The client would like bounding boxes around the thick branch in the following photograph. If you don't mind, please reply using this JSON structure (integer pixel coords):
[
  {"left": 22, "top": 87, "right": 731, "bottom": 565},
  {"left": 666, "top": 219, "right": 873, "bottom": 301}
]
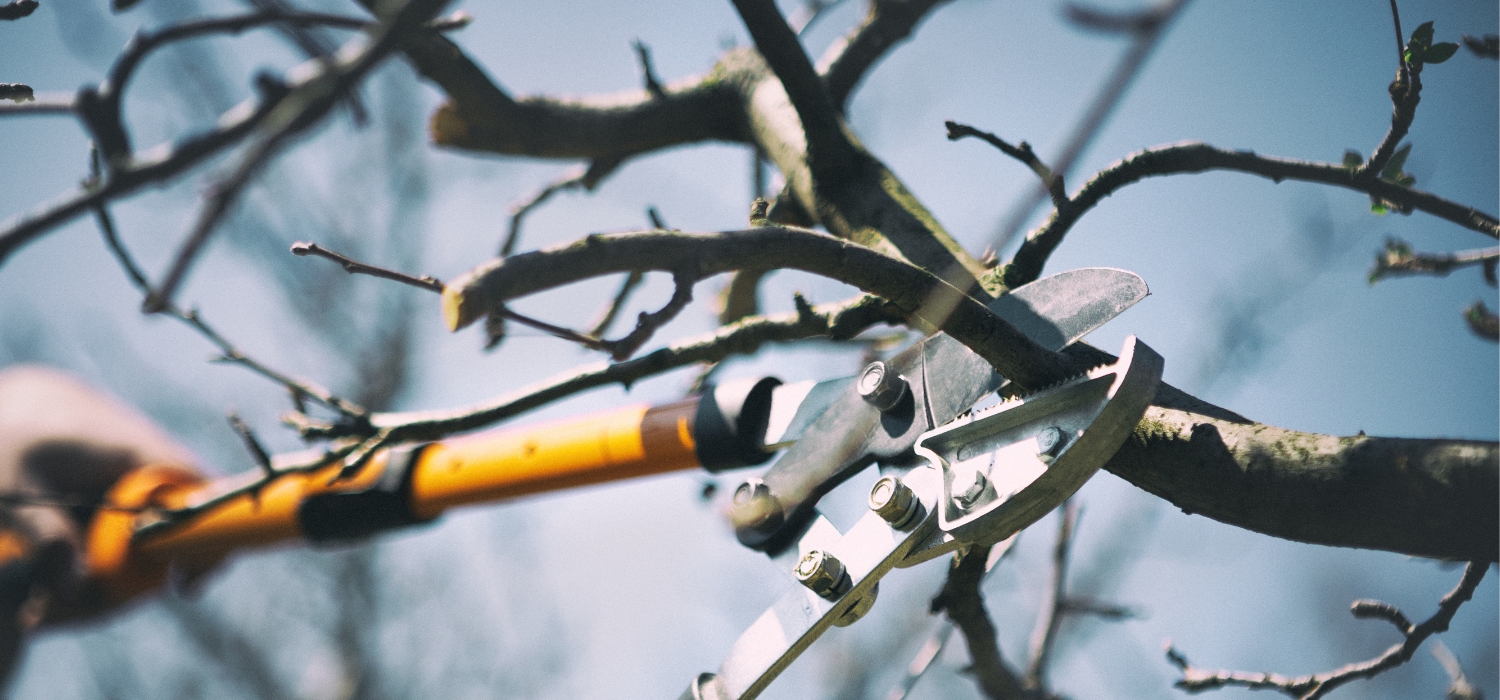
[
  {"left": 441, "top": 228, "right": 1069, "bottom": 389},
  {"left": 1005, "top": 142, "right": 1500, "bottom": 286},
  {"left": 1110, "top": 383, "right": 1498, "bottom": 562}
]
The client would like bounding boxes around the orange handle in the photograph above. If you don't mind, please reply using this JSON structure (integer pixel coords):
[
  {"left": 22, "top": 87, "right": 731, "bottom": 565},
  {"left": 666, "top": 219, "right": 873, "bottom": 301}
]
[{"left": 85, "top": 399, "right": 703, "bottom": 605}]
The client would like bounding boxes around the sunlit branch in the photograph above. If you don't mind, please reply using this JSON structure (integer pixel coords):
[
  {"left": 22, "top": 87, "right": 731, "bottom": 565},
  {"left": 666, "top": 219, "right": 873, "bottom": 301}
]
[{"left": 1166, "top": 563, "right": 1488, "bottom": 700}]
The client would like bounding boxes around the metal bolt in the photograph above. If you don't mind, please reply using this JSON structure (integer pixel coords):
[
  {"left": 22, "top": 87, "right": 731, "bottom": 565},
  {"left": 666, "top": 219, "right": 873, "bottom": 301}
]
[
  {"left": 869, "top": 476, "right": 923, "bottom": 529},
  {"left": 1036, "top": 426, "right": 1065, "bottom": 463},
  {"left": 952, "top": 470, "right": 991, "bottom": 511},
  {"left": 733, "top": 477, "right": 769, "bottom": 506},
  {"left": 857, "top": 361, "right": 907, "bottom": 412},
  {"left": 794, "top": 550, "right": 851, "bottom": 600}
]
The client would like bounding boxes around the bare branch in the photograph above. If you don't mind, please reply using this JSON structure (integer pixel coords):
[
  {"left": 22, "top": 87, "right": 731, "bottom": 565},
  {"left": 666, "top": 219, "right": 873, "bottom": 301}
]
[
  {"left": 946, "top": 121, "right": 1066, "bottom": 210},
  {"left": 1369, "top": 239, "right": 1499, "bottom": 283},
  {"left": 94, "top": 203, "right": 370, "bottom": 423},
  {"left": 1004, "top": 141, "right": 1500, "bottom": 287},
  {"left": 596, "top": 272, "right": 694, "bottom": 361},
  {"left": 291, "top": 241, "right": 445, "bottom": 293},
  {"left": 0, "top": 0, "right": 36, "bottom": 20},
  {"left": 589, "top": 206, "right": 662, "bottom": 336},
  {"left": 226, "top": 412, "right": 276, "bottom": 478},
  {"left": 990, "top": 0, "right": 1190, "bottom": 253},
  {"left": 1464, "top": 301, "right": 1499, "bottom": 342},
  {"left": 345, "top": 293, "right": 898, "bottom": 441},
  {"left": 632, "top": 39, "right": 666, "bottom": 99},
  {"left": 143, "top": 0, "right": 453, "bottom": 312},
  {"left": 442, "top": 227, "right": 1071, "bottom": 389},
  {"left": 819, "top": 0, "right": 954, "bottom": 108},
  {"left": 501, "top": 156, "right": 623, "bottom": 256},
  {"left": 930, "top": 544, "right": 1029, "bottom": 700},
  {"left": 730, "top": 0, "right": 855, "bottom": 175},
  {"left": 1024, "top": 501, "right": 1077, "bottom": 690},
  {"left": 1166, "top": 563, "right": 1489, "bottom": 700},
  {"left": 1463, "top": 34, "right": 1499, "bottom": 59}
]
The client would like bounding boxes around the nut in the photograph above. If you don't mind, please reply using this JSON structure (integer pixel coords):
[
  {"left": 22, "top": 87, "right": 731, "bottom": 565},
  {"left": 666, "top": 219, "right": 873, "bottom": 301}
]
[
  {"left": 868, "top": 475, "right": 923, "bottom": 529},
  {"left": 1036, "top": 426, "right": 1066, "bottom": 464},
  {"left": 794, "top": 550, "right": 850, "bottom": 600},
  {"left": 856, "top": 361, "right": 907, "bottom": 412}
]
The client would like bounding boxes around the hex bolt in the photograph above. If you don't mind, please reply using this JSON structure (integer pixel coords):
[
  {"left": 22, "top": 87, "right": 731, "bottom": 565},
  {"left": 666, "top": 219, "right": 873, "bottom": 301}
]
[
  {"left": 1036, "top": 426, "right": 1066, "bottom": 463},
  {"left": 794, "top": 550, "right": 851, "bottom": 600},
  {"left": 952, "top": 470, "right": 991, "bottom": 511},
  {"left": 868, "top": 475, "right": 924, "bottom": 529},
  {"left": 857, "top": 361, "right": 907, "bottom": 412}
]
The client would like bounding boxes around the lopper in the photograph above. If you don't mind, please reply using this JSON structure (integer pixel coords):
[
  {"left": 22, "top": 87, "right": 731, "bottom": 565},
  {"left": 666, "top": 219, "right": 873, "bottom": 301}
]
[{"left": 78, "top": 267, "right": 1162, "bottom": 699}]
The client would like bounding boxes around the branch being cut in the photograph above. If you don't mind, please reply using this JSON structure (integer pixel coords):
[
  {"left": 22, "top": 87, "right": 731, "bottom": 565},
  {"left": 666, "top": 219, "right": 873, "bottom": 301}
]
[
  {"left": 1166, "top": 562, "right": 1489, "bottom": 700},
  {"left": 1002, "top": 141, "right": 1500, "bottom": 286}
]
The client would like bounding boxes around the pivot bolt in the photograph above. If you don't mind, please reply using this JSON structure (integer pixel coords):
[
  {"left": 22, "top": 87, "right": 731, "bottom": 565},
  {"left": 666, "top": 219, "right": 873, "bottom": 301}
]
[
  {"left": 952, "top": 470, "right": 991, "bottom": 511},
  {"left": 869, "top": 476, "right": 924, "bottom": 529},
  {"left": 1036, "top": 426, "right": 1066, "bottom": 463},
  {"left": 794, "top": 550, "right": 851, "bottom": 600},
  {"left": 857, "top": 361, "right": 907, "bottom": 412}
]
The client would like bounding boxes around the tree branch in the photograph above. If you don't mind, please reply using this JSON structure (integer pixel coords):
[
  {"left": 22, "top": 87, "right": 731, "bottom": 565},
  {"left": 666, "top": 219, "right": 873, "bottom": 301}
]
[
  {"left": 500, "top": 157, "right": 623, "bottom": 256},
  {"left": 818, "top": 0, "right": 954, "bottom": 109},
  {"left": 143, "top": 0, "right": 453, "bottom": 312},
  {"left": 1003, "top": 141, "right": 1500, "bottom": 286},
  {"left": 946, "top": 121, "right": 1067, "bottom": 210},
  {"left": 440, "top": 227, "right": 1070, "bottom": 389},
  {"left": 1368, "top": 239, "right": 1499, "bottom": 283},
  {"left": 930, "top": 544, "right": 1029, "bottom": 700},
  {"left": 1166, "top": 562, "right": 1489, "bottom": 700},
  {"left": 1024, "top": 501, "right": 1077, "bottom": 691}
]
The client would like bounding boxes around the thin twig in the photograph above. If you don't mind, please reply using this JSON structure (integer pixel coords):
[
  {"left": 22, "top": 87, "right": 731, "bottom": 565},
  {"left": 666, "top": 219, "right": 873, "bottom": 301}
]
[
  {"left": 142, "top": 0, "right": 452, "bottom": 313},
  {"left": 596, "top": 272, "right": 695, "bottom": 361},
  {"left": 1166, "top": 562, "right": 1489, "bottom": 700},
  {"left": 291, "top": 241, "right": 445, "bottom": 292},
  {"left": 947, "top": 121, "right": 1067, "bottom": 210},
  {"left": 1024, "top": 501, "right": 1078, "bottom": 690},
  {"left": 1369, "top": 240, "right": 1499, "bottom": 283},
  {"left": 1003, "top": 141, "right": 1500, "bottom": 287},
  {"left": 1462, "top": 34, "right": 1499, "bottom": 59},
  {"left": 990, "top": 0, "right": 1190, "bottom": 253},
  {"left": 1354, "top": 0, "right": 1420, "bottom": 181},
  {"left": 929, "top": 543, "right": 1029, "bottom": 700},
  {"left": 501, "top": 156, "right": 623, "bottom": 256},
  {"left": 226, "top": 412, "right": 276, "bottom": 478},
  {"left": 94, "top": 203, "right": 369, "bottom": 422},
  {"left": 632, "top": 39, "right": 666, "bottom": 99}
]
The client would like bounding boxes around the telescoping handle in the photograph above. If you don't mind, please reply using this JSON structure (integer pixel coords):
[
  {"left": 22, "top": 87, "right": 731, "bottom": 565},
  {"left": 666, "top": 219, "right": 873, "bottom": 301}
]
[{"left": 85, "top": 378, "right": 783, "bottom": 605}]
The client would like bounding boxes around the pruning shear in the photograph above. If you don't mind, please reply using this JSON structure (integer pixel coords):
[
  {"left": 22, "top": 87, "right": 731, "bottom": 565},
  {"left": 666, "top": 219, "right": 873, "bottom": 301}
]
[{"left": 79, "top": 268, "right": 1161, "bottom": 699}]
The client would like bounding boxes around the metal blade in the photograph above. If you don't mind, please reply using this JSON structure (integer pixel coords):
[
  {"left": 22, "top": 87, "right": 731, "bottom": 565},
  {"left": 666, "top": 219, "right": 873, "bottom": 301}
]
[{"left": 760, "top": 268, "right": 1147, "bottom": 448}]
